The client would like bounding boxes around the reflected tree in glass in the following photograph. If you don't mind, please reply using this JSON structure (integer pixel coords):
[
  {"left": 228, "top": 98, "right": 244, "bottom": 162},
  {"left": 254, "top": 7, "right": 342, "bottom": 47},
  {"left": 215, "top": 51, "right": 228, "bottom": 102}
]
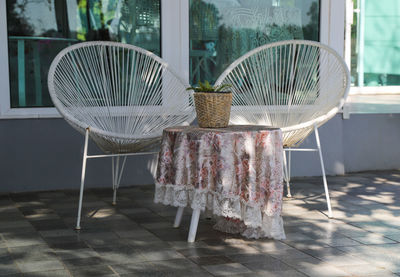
[
  {"left": 189, "top": 0, "right": 320, "bottom": 85},
  {"left": 6, "top": 0, "right": 161, "bottom": 108}
]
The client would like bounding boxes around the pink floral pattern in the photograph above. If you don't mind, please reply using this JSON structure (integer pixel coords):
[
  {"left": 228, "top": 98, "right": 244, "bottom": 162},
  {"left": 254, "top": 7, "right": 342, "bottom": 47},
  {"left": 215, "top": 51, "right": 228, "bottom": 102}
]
[{"left": 154, "top": 125, "right": 285, "bottom": 239}]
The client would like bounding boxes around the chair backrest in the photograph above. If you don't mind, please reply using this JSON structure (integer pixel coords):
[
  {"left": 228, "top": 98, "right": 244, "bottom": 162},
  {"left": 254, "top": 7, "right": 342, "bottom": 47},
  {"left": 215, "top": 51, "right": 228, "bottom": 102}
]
[
  {"left": 215, "top": 40, "right": 350, "bottom": 147},
  {"left": 48, "top": 41, "right": 195, "bottom": 140}
]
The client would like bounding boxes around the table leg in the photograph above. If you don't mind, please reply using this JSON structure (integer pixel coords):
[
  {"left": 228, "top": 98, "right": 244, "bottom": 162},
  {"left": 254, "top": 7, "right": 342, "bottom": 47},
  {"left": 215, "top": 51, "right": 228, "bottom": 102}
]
[
  {"left": 173, "top": 207, "right": 185, "bottom": 228},
  {"left": 188, "top": 208, "right": 201, "bottom": 243}
]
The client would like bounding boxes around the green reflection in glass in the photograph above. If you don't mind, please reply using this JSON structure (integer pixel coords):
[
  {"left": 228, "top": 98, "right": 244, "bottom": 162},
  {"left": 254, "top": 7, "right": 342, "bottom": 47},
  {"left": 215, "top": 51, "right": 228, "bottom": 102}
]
[
  {"left": 6, "top": 0, "right": 161, "bottom": 108},
  {"left": 351, "top": 0, "right": 400, "bottom": 87},
  {"left": 189, "top": 0, "right": 320, "bottom": 85}
]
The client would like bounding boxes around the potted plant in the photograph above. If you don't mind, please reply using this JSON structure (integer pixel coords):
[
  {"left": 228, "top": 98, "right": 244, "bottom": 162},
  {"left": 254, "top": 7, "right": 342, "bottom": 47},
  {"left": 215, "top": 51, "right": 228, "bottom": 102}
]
[{"left": 187, "top": 81, "right": 232, "bottom": 128}]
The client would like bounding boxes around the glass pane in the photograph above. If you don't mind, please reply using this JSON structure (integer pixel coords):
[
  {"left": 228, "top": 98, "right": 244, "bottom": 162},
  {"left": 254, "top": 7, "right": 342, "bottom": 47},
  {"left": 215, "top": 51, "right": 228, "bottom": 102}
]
[
  {"left": 351, "top": 0, "right": 400, "bottom": 87},
  {"left": 189, "top": 0, "right": 320, "bottom": 85},
  {"left": 6, "top": 0, "right": 161, "bottom": 108}
]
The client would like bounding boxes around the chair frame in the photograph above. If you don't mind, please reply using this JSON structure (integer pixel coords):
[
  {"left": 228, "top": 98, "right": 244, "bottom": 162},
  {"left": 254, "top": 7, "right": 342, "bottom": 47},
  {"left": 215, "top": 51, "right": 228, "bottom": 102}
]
[
  {"left": 48, "top": 41, "right": 195, "bottom": 230},
  {"left": 75, "top": 128, "right": 159, "bottom": 230},
  {"left": 215, "top": 40, "right": 351, "bottom": 218}
]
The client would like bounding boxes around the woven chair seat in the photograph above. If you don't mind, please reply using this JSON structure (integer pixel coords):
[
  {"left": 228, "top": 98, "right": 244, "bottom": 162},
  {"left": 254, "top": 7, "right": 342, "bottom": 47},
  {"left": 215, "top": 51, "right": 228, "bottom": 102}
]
[
  {"left": 215, "top": 40, "right": 350, "bottom": 147},
  {"left": 48, "top": 41, "right": 195, "bottom": 154}
]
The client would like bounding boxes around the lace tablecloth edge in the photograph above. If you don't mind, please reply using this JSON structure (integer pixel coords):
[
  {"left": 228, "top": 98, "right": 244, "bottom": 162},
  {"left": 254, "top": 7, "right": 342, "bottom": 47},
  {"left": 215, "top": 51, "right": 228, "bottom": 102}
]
[{"left": 154, "top": 182, "right": 286, "bottom": 240}]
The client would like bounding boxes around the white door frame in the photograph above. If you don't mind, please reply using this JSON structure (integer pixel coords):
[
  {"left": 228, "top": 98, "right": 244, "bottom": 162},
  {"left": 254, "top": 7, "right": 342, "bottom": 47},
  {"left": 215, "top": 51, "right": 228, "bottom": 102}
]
[{"left": 321, "top": 0, "right": 346, "bottom": 56}]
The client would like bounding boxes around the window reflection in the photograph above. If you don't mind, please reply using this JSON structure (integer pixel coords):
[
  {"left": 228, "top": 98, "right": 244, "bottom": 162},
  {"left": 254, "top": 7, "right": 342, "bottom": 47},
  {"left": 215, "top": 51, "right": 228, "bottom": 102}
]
[
  {"left": 351, "top": 0, "right": 400, "bottom": 87},
  {"left": 189, "top": 0, "right": 320, "bottom": 85},
  {"left": 7, "top": 0, "right": 161, "bottom": 108}
]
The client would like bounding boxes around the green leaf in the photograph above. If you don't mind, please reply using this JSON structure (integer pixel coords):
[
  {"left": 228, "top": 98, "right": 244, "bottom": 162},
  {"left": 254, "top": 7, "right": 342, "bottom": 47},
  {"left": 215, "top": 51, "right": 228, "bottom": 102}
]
[
  {"left": 215, "top": 84, "right": 232, "bottom": 92},
  {"left": 187, "top": 80, "right": 232, "bottom": 93}
]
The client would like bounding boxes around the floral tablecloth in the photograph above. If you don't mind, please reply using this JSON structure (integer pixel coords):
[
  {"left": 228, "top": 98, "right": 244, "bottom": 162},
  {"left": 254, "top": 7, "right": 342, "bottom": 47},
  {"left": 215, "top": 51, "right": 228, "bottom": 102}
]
[{"left": 154, "top": 125, "right": 285, "bottom": 240}]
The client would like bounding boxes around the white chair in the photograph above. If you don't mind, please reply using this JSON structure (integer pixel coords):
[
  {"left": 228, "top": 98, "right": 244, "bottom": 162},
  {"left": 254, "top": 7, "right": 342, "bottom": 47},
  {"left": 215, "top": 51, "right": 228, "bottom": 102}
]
[
  {"left": 215, "top": 40, "right": 350, "bottom": 218},
  {"left": 48, "top": 41, "right": 195, "bottom": 229}
]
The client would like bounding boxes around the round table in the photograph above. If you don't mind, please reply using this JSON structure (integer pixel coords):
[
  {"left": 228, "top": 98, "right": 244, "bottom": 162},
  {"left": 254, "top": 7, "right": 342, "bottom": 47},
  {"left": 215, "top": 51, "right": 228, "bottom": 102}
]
[{"left": 154, "top": 125, "right": 285, "bottom": 242}]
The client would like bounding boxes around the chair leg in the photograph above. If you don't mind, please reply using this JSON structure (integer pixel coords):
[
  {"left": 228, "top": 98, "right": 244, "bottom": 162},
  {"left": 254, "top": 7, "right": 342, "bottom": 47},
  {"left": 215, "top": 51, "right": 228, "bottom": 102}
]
[
  {"left": 174, "top": 207, "right": 185, "bottom": 228},
  {"left": 283, "top": 150, "right": 292, "bottom": 197},
  {"left": 111, "top": 157, "right": 116, "bottom": 205},
  {"left": 188, "top": 208, "right": 201, "bottom": 243},
  {"left": 111, "top": 156, "right": 127, "bottom": 206},
  {"left": 314, "top": 126, "right": 333, "bottom": 218},
  {"left": 76, "top": 128, "right": 90, "bottom": 230}
]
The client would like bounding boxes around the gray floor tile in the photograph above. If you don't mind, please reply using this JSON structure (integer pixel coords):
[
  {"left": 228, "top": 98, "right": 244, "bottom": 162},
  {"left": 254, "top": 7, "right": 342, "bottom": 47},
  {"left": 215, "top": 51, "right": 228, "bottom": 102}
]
[
  {"left": 227, "top": 253, "right": 278, "bottom": 264},
  {"left": 140, "top": 249, "right": 185, "bottom": 262},
  {"left": 337, "top": 264, "right": 395, "bottom": 276},
  {"left": 351, "top": 233, "right": 398, "bottom": 245},
  {"left": 55, "top": 248, "right": 100, "bottom": 260},
  {"left": 167, "top": 240, "right": 210, "bottom": 250},
  {"left": 317, "top": 237, "right": 363, "bottom": 247},
  {"left": 114, "top": 229, "right": 155, "bottom": 239},
  {"left": 281, "top": 255, "right": 323, "bottom": 269},
  {"left": 0, "top": 171, "right": 400, "bottom": 276},
  {"left": 385, "top": 233, "right": 400, "bottom": 242},
  {"left": 285, "top": 232, "right": 315, "bottom": 241},
  {"left": 62, "top": 256, "right": 104, "bottom": 268},
  {"left": 151, "top": 259, "right": 211, "bottom": 276},
  {"left": 299, "top": 246, "right": 346, "bottom": 257},
  {"left": 94, "top": 250, "right": 146, "bottom": 265},
  {"left": 318, "top": 254, "right": 369, "bottom": 266},
  {"left": 4, "top": 234, "right": 46, "bottom": 248},
  {"left": 178, "top": 247, "right": 223, "bottom": 257},
  {"left": 249, "top": 240, "right": 294, "bottom": 253},
  {"left": 0, "top": 257, "right": 20, "bottom": 276},
  {"left": 78, "top": 231, "right": 120, "bottom": 241},
  {"left": 296, "top": 263, "right": 350, "bottom": 277},
  {"left": 48, "top": 241, "right": 89, "bottom": 250},
  {"left": 255, "top": 270, "right": 308, "bottom": 276},
  {"left": 110, "top": 262, "right": 158, "bottom": 275},
  {"left": 0, "top": 247, "right": 10, "bottom": 256},
  {"left": 21, "top": 269, "right": 71, "bottom": 277},
  {"left": 283, "top": 239, "right": 331, "bottom": 249},
  {"left": 189, "top": 255, "right": 234, "bottom": 265},
  {"left": 69, "top": 265, "right": 116, "bottom": 277},
  {"left": 140, "top": 221, "right": 173, "bottom": 229},
  {"left": 269, "top": 248, "right": 316, "bottom": 261},
  {"left": 202, "top": 263, "right": 252, "bottom": 276},
  {"left": 16, "top": 260, "right": 64, "bottom": 273},
  {"left": 243, "top": 259, "right": 294, "bottom": 272},
  {"left": 38, "top": 229, "right": 76, "bottom": 238}
]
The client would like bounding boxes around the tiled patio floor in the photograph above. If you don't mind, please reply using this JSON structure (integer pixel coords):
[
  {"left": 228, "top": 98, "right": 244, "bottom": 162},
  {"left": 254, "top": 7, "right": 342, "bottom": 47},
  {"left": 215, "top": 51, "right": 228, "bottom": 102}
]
[{"left": 1, "top": 171, "right": 400, "bottom": 276}]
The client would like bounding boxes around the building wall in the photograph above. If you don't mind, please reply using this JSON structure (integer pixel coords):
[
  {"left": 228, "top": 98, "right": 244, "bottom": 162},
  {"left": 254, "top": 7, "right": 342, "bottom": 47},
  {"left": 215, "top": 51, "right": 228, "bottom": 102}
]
[
  {"left": 0, "top": 118, "right": 158, "bottom": 192},
  {"left": 1, "top": 113, "right": 400, "bottom": 192},
  {"left": 343, "top": 114, "right": 400, "bottom": 172},
  {"left": 0, "top": 0, "right": 352, "bottom": 193}
]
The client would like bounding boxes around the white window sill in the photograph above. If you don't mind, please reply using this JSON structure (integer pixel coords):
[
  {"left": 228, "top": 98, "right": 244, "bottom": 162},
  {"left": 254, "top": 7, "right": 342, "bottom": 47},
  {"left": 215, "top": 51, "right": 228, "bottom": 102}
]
[
  {"left": 343, "top": 94, "right": 400, "bottom": 118},
  {"left": 2, "top": 94, "right": 400, "bottom": 120},
  {"left": 0, "top": 107, "right": 62, "bottom": 119}
]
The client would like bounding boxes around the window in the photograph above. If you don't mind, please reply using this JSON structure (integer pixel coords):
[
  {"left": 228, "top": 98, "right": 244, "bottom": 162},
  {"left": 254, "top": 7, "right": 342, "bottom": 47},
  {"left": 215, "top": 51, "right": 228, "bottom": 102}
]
[
  {"left": 189, "top": 0, "right": 320, "bottom": 85},
  {"left": 6, "top": 0, "right": 161, "bottom": 108},
  {"left": 350, "top": 0, "right": 400, "bottom": 90},
  {"left": 343, "top": 0, "right": 400, "bottom": 116},
  {"left": 0, "top": 0, "right": 342, "bottom": 118}
]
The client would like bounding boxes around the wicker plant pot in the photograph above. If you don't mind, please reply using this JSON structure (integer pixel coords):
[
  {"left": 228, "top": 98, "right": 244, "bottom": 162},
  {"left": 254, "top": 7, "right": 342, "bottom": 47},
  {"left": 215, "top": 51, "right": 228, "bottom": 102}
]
[{"left": 194, "top": 92, "right": 232, "bottom": 128}]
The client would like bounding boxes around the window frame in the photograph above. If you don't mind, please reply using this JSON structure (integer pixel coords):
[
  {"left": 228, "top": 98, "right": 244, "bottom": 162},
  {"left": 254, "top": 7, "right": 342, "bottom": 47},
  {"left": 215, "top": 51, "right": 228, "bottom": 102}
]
[
  {"left": 0, "top": 0, "right": 342, "bottom": 119},
  {"left": 345, "top": 0, "right": 400, "bottom": 96},
  {"left": 0, "top": 1, "right": 61, "bottom": 118}
]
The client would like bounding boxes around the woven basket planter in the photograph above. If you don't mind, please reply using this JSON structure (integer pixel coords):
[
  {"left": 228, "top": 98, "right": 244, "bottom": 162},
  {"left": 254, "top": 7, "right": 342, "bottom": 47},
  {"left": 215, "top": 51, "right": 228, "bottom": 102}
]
[{"left": 194, "top": 92, "right": 232, "bottom": 128}]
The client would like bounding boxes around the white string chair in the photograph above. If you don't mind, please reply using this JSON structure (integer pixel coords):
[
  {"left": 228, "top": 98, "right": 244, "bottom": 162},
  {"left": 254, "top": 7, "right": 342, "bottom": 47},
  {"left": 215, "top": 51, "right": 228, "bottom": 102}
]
[
  {"left": 48, "top": 41, "right": 195, "bottom": 229},
  {"left": 215, "top": 40, "right": 350, "bottom": 218}
]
